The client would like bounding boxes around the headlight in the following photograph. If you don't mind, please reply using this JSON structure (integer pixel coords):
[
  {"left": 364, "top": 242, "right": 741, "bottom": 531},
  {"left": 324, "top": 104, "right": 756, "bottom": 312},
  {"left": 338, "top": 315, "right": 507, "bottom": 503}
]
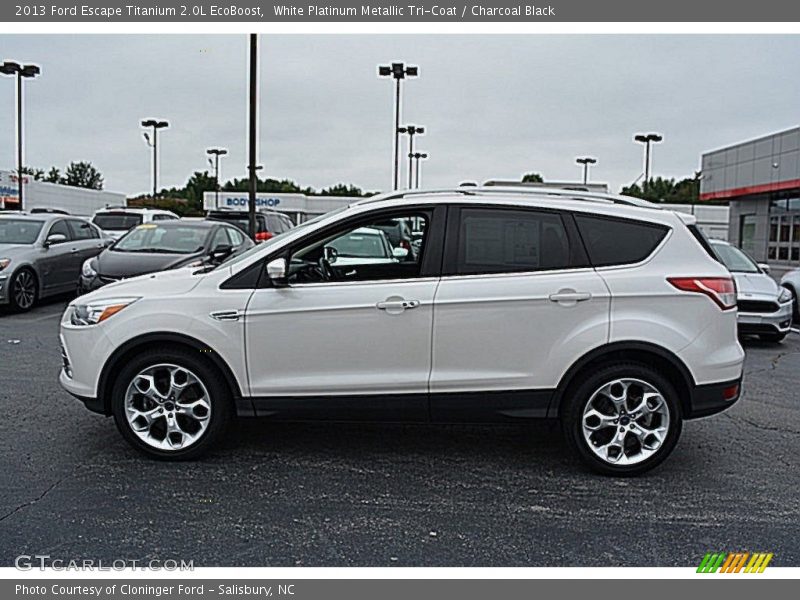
[
  {"left": 0, "top": 258, "right": 10, "bottom": 271},
  {"left": 81, "top": 258, "right": 97, "bottom": 278},
  {"left": 70, "top": 297, "right": 139, "bottom": 326},
  {"left": 779, "top": 287, "right": 793, "bottom": 303}
]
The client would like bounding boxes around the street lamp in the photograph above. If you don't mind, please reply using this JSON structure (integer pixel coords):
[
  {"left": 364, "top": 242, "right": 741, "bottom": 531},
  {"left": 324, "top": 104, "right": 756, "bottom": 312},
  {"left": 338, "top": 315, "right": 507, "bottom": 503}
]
[
  {"left": 575, "top": 157, "right": 597, "bottom": 185},
  {"left": 1, "top": 61, "right": 41, "bottom": 211},
  {"left": 206, "top": 148, "right": 228, "bottom": 206},
  {"left": 378, "top": 62, "right": 418, "bottom": 191},
  {"left": 634, "top": 133, "right": 663, "bottom": 193},
  {"left": 141, "top": 119, "right": 169, "bottom": 199},
  {"left": 398, "top": 124, "right": 424, "bottom": 189},
  {"left": 409, "top": 152, "right": 428, "bottom": 189}
]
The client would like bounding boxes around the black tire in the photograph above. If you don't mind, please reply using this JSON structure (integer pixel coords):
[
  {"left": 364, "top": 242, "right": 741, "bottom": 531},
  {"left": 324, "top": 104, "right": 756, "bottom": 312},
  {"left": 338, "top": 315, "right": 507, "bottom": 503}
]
[
  {"left": 8, "top": 268, "right": 38, "bottom": 312},
  {"left": 111, "top": 347, "right": 233, "bottom": 460},
  {"left": 758, "top": 332, "right": 787, "bottom": 343},
  {"left": 561, "top": 363, "right": 683, "bottom": 476}
]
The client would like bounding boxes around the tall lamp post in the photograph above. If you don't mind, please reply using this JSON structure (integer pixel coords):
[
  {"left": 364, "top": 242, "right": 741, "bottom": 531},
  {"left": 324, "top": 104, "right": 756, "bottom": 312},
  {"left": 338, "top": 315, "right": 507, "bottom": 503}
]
[
  {"left": 141, "top": 119, "right": 169, "bottom": 199},
  {"left": 634, "top": 133, "right": 663, "bottom": 193},
  {"left": 378, "top": 62, "right": 418, "bottom": 191},
  {"left": 206, "top": 148, "right": 228, "bottom": 206},
  {"left": 575, "top": 157, "right": 597, "bottom": 185},
  {"left": 409, "top": 152, "right": 428, "bottom": 189},
  {"left": 398, "top": 124, "right": 424, "bottom": 189},
  {"left": 1, "top": 61, "right": 41, "bottom": 211}
]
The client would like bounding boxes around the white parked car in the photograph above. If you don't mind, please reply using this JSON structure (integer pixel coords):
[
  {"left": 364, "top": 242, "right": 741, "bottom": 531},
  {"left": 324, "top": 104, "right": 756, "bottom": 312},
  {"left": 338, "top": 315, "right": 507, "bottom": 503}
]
[
  {"left": 59, "top": 187, "right": 744, "bottom": 475},
  {"left": 91, "top": 207, "right": 179, "bottom": 240},
  {"left": 708, "top": 239, "right": 793, "bottom": 343}
]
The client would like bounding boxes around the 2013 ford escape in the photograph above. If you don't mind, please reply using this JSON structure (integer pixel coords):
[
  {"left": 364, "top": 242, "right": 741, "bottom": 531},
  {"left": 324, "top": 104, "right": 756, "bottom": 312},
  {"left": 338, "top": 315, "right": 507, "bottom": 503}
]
[{"left": 59, "top": 187, "right": 745, "bottom": 475}]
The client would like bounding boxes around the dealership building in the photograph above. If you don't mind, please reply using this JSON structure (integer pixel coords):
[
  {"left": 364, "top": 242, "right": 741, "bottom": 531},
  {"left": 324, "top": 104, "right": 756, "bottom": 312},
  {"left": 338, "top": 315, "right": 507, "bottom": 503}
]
[{"left": 700, "top": 126, "right": 800, "bottom": 265}]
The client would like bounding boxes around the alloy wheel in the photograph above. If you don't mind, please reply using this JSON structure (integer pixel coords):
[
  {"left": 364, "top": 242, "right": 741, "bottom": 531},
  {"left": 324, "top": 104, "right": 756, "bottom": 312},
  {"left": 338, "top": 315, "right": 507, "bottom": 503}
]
[
  {"left": 581, "top": 378, "right": 670, "bottom": 466},
  {"left": 124, "top": 363, "right": 212, "bottom": 451},
  {"left": 12, "top": 271, "right": 36, "bottom": 310}
]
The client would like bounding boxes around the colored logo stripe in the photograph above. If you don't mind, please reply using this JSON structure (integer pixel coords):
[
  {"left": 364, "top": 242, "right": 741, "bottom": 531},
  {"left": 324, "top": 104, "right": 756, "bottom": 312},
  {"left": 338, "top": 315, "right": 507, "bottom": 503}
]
[{"left": 697, "top": 552, "right": 773, "bottom": 573}]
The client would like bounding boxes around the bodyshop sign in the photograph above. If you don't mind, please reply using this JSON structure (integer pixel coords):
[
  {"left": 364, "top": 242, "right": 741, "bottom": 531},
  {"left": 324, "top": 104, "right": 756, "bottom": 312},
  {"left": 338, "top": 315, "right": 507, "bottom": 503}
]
[{"left": 203, "top": 191, "right": 356, "bottom": 216}]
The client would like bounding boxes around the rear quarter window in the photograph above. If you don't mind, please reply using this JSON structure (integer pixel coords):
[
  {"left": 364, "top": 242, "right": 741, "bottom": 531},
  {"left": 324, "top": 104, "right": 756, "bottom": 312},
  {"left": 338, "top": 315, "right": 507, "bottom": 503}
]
[{"left": 575, "top": 214, "right": 669, "bottom": 267}]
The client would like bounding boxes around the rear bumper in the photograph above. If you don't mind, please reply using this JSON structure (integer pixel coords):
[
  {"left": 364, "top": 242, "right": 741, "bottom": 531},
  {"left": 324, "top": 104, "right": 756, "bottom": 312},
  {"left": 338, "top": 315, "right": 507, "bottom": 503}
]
[{"left": 686, "top": 377, "right": 742, "bottom": 419}]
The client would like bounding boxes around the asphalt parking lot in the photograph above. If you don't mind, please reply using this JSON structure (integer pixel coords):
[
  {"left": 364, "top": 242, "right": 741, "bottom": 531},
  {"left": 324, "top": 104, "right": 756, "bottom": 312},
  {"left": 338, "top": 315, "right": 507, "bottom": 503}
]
[{"left": 1, "top": 297, "right": 799, "bottom": 567}]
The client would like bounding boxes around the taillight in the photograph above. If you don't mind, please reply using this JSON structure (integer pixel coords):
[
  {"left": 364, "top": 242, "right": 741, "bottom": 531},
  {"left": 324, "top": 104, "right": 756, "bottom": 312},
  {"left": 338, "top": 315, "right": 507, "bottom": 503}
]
[
  {"left": 667, "top": 277, "right": 737, "bottom": 310},
  {"left": 400, "top": 240, "right": 411, "bottom": 250},
  {"left": 255, "top": 231, "right": 273, "bottom": 243}
]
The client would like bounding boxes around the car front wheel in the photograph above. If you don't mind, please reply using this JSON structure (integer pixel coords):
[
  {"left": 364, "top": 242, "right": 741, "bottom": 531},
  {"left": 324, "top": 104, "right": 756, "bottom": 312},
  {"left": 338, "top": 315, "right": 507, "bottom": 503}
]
[
  {"left": 562, "top": 363, "right": 683, "bottom": 476},
  {"left": 111, "top": 349, "right": 232, "bottom": 460},
  {"left": 9, "top": 268, "right": 37, "bottom": 312}
]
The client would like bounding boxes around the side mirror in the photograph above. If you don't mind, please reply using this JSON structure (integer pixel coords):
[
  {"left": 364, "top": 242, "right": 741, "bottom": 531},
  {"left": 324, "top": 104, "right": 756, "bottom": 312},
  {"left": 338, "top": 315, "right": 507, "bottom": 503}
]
[
  {"left": 44, "top": 233, "right": 67, "bottom": 247},
  {"left": 103, "top": 237, "right": 115, "bottom": 248},
  {"left": 210, "top": 243, "right": 233, "bottom": 262},
  {"left": 758, "top": 263, "right": 771, "bottom": 275},
  {"left": 323, "top": 246, "right": 338, "bottom": 264},
  {"left": 392, "top": 246, "right": 409, "bottom": 259},
  {"left": 266, "top": 257, "right": 288, "bottom": 287}
]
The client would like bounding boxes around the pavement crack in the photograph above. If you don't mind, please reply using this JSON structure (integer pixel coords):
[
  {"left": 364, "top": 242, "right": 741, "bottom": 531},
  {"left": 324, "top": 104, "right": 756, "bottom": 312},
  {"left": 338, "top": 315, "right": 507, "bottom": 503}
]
[
  {"left": 724, "top": 412, "right": 800, "bottom": 436},
  {"left": 0, "top": 477, "right": 64, "bottom": 523}
]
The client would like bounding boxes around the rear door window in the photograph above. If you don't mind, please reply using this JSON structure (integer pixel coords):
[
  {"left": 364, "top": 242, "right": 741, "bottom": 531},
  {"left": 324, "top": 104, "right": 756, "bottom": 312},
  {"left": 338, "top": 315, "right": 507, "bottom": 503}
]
[
  {"left": 449, "top": 207, "right": 571, "bottom": 275},
  {"left": 574, "top": 214, "right": 669, "bottom": 267},
  {"left": 68, "top": 219, "right": 99, "bottom": 240}
]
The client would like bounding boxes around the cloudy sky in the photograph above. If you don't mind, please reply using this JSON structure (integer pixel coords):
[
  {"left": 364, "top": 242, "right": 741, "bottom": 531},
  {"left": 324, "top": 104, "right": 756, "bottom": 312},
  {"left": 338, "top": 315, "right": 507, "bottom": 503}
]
[{"left": 1, "top": 34, "right": 799, "bottom": 196}]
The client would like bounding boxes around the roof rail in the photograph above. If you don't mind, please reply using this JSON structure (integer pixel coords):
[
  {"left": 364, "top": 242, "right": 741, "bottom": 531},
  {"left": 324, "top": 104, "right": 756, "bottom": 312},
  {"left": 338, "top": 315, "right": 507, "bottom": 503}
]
[{"left": 351, "top": 186, "right": 661, "bottom": 209}]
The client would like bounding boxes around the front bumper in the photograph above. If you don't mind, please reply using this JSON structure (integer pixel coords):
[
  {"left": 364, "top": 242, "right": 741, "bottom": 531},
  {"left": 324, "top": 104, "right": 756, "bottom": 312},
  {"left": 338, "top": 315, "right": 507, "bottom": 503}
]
[
  {"left": 0, "top": 273, "right": 8, "bottom": 304},
  {"left": 77, "top": 273, "right": 110, "bottom": 295},
  {"left": 737, "top": 300, "right": 793, "bottom": 335}
]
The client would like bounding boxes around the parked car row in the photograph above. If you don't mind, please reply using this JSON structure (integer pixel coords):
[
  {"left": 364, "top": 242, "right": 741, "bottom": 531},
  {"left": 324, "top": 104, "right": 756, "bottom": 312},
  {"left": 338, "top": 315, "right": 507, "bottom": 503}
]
[{"left": 0, "top": 205, "right": 308, "bottom": 312}]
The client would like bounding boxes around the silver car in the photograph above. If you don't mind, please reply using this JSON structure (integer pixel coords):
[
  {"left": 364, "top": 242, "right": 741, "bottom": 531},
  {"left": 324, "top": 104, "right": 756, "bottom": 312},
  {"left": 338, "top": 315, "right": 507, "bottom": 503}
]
[
  {"left": 780, "top": 268, "right": 800, "bottom": 324},
  {"left": 0, "top": 213, "right": 107, "bottom": 312},
  {"left": 709, "top": 239, "right": 793, "bottom": 342}
]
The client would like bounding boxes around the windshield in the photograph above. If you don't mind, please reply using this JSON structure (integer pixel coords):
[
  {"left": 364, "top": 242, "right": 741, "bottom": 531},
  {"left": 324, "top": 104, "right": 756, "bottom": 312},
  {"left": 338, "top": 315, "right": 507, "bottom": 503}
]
[
  {"left": 93, "top": 213, "right": 143, "bottom": 231},
  {"left": 114, "top": 224, "right": 208, "bottom": 254},
  {"left": 207, "top": 213, "right": 266, "bottom": 234},
  {"left": 0, "top": 219, "right": 44, "bottom": 245},
  {"left": 712, "top": 243, "right": 760, "bottom": 273},
  {"left": 328, "top": 231, "right": 389, "bottom": 258},
  {"left": 215, "top": 206, "right": 351, "bottom": 271}
]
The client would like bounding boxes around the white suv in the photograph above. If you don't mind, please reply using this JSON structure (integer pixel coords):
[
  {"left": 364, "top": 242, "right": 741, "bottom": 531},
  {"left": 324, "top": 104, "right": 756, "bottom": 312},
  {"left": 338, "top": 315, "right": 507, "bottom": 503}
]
[
  {"left": 91, "top": 207, "right": 180, "bottom": 240},
  {"left": 59, "top": 187, "right": 745, "bottom": 475}
]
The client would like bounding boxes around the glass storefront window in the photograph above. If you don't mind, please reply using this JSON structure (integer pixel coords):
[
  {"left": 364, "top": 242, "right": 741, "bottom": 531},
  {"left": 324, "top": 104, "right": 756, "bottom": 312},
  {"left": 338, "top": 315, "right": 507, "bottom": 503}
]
[
  {"left": 768, "top": 246, "right": 777, "bottom": 260},
  {"left": 793, "top": 247, "right": 800, "bottom": 262},
  {"left": 779, "top": 247, "right": 789, "bottom": 260},
  {"left": 780, "top": 217, "right": 791, "bottom": 242},
  {"left": 769, "top": 218, "right": 779, "bottom": 242}
]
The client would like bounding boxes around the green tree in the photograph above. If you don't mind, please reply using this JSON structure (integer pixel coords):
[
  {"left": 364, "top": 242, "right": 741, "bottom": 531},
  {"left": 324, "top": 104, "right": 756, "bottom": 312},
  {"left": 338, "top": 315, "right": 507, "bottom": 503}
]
[
  {"left": 320, "top": 183, "right": 366, "bottom": 197},
  {"left": 621, "top": 173, "right": 702, "bottom": 204},
  {"left": 62, "top": 161, "right": 103, "bottom": 190},
  {"left": 521, "top": 172, "right": 544, "bottom": 183},
  {"left": 45, "top": 167, "right": 61, "bottom": 184},
  {"left": 20, "top": 166, "right": 45, "bottom": 181}
]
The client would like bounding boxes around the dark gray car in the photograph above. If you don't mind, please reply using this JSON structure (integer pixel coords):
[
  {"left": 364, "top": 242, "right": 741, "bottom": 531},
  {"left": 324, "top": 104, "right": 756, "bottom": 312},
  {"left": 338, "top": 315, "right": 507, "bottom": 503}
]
[{"left": 0, "top": 213, "right": 107, "bottom": 311}]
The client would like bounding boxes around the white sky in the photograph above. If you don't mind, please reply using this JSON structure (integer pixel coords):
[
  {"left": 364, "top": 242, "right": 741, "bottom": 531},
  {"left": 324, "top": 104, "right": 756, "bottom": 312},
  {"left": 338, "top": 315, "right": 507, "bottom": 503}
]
[{"left": 1, "top": 34, "right": 799, "bottom": 196}]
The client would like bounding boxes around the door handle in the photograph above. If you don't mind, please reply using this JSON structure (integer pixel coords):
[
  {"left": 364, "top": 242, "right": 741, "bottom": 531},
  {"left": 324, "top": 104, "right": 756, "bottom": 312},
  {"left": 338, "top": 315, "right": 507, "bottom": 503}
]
[
  {"left": 210, "top": 309, "right": 242, "bottom": 322},
  {"left": 70, "top": 247, "right": 79, "bottom": 254},
  {"left": 549, "top": 290, "right": 592, "bottom": 303},
  {"left": 376, "top": 299, "right": 420, "bottom": 312}
]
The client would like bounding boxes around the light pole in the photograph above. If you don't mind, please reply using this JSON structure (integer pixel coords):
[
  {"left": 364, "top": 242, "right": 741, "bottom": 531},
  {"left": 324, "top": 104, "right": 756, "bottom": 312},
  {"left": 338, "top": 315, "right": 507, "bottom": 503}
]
[
  {"left": 634, "top": 133, "right": 663, "bottom": 193},
  {"left": 409, "top": 152, "right": 428, "bottom": 189},
  {"left": 141, "top": 119, "right": 169, "bottom": 199},
  {"left": 398, "top": 124, "right": 424, "bottom": 189},
  {"left": 206, "top": 148, "right": 228, "bottom": 206},
  {"left": 575, "top": 157, "right": 597, "bottom": 185},
  {"left": 1, "top": 61, "right": 40, "bottom": 211},
  {"left": 378, "top": 62, "right": 418, "bottom": 191}
]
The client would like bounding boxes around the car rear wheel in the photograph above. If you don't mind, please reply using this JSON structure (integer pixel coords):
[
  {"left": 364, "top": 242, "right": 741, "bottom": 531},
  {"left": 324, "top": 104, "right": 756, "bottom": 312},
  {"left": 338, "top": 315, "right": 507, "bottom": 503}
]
[
  {"left": 9, "top": 268, "right": 37, "bottom": 312},
  {"left": 562, "top": 363, "right": 682, "bottom": 476},
  {"left": 111, "top": 349, "right": 232, "bottom": 460}
]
